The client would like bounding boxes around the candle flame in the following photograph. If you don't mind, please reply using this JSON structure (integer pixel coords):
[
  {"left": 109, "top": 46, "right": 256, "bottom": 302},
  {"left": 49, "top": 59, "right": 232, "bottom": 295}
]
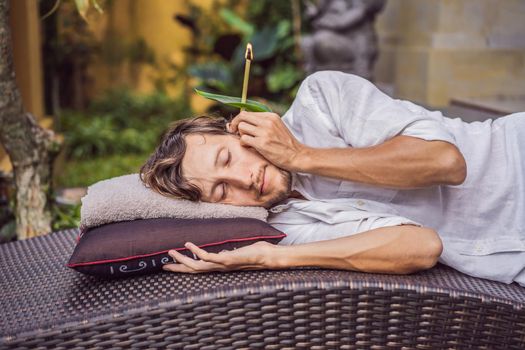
[{"left": 245, "top": 43, "right": 253, "bottom": 61}]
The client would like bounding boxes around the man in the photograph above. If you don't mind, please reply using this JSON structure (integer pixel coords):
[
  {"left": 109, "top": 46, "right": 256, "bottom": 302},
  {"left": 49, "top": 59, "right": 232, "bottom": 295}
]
[{"left": 140, "top": 71, "right": 525, "bottom": 286}]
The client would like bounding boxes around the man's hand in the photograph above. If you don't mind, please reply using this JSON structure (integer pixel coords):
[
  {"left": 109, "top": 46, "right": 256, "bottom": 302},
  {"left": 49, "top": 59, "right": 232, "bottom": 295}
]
[
  {"left": 228, "top": 111, "right": 306, "bottom": 172},
  {"left": 162, "top": 240, "right": 278, "bottom": 274}
]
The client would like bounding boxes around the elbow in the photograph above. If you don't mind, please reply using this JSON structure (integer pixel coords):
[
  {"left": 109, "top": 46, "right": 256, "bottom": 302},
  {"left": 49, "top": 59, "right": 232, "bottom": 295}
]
[
  {"left": 414, "top": 228, "right": 443, "bottom": 272},
  {"left": 400, "top": 227, "right": 443, "bottom": 274},
  {"left": 440, "top": 146, "right": 467, "bottom": 185}
]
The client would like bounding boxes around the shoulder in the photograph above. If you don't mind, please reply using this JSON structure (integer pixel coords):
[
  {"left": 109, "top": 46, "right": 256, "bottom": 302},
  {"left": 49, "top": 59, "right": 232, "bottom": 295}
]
[
  {"left": 295, "top": 71, "right": 375, "bottom": 112},
  {"left": 300, "top": 70, "right": 368, "bottom": 90},
  {"left": 282, "top": 71, "right": 375, "bottom": 139}
]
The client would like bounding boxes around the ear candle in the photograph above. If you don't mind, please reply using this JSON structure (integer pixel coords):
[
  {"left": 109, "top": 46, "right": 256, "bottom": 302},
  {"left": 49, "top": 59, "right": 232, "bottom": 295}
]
[{"left": 240, "top": 43, "right": 253, "bottom": 112}]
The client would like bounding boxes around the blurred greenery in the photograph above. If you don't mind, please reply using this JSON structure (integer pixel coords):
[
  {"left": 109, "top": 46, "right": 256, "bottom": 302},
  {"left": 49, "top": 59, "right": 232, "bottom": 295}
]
[
  {"left": 14, "top": 0, "right": 305, "bottom": 237},
  {"left": 174, "top": 0, "right": 305, "bottom": 112},
  {"left": 0, "top": 219, "right": 16, "bottom": 244},
  {"left": 51, "top": 203, "right": 81, "bottom": 231},
  {"left": 54, "top": 87, "right": 191, "bottom": 190},
  {"left": 55, "top": 153, "right": 149, "bottom": 188},
  {"left": 48, "top": 88, "right": 192, "bottom": 232},
  {"left": 0, "top": 201, "right": 82, "bottom": 242},
  {"left": 57, "top": 88, "right": 191, "bottom": 162},
  {"left": 0, "top": 201, "right": 82, "bottom": 240}
]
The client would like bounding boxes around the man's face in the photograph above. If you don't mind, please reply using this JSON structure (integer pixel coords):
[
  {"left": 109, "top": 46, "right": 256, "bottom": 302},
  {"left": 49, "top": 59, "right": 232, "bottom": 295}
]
[{"left": 181, "top": 133, "right": 292, "bottom": 208}]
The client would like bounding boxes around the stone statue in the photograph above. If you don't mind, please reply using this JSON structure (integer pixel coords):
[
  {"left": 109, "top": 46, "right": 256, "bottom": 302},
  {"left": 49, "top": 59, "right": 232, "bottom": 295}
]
[{"left": 301, "top": 0, "right": 386, "bottom": 81}]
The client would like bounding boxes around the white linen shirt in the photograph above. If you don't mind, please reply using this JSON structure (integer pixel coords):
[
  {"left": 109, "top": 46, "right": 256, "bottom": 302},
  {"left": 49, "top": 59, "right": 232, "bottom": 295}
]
[{"left": 268, "top": 71, "right": 525, "bottom": 287}]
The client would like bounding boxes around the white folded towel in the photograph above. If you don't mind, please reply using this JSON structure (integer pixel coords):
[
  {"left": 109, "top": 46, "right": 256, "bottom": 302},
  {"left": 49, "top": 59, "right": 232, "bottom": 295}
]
[{"left": 80, "top": 173, "right": 268, "bottom": 228}]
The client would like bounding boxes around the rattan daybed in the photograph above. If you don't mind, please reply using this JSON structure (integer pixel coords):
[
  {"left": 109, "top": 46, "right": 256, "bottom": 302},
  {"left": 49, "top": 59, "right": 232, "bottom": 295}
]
[{"left": 1, "top": 228, "right": 524, "bottom": 349}]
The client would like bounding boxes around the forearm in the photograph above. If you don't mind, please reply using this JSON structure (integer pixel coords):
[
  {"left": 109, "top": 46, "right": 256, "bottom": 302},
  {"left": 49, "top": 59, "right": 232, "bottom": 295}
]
[
  {"left": 294, "top": 136, "right": 466, "bottom": 188},
  {"left": 269, "top": 225, "right": 442, "bottom": 274}
]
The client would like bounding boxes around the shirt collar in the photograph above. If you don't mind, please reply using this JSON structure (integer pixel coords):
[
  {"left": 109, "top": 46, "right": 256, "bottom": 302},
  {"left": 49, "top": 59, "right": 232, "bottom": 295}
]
[{"left": 290, "top": 171, "right": 299, "bottom": 192}]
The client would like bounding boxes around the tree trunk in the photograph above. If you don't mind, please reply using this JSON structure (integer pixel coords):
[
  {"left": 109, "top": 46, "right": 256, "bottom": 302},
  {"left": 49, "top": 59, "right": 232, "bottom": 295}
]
[{"left": 0, "top": 0, "right": 61, "bottom": 239}]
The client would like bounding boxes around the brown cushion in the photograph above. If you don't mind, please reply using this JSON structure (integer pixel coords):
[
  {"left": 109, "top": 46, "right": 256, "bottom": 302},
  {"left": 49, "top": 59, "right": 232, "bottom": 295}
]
[{"left": 67, "top": 218, "right": 286, "bottom": 278}]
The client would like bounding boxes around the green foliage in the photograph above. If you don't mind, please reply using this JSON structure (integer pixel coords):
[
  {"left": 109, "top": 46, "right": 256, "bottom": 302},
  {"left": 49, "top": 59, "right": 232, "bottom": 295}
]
[
  {"left": 42, "top": 0, "right": 104, "bottom": 21},
  {"left": 55, "top": 153, "right": 149, "bottom": 188},
  {"left": 52, "top": 203, "right": 81, "bottom": 231},
  {"left": 188, "top": 62, "right": 233, "bottom": 93},
  {"left": 176, "top": 0, "right": 305, "bottom": 109},
  {"left": 0, "top": 220, "right": 16, "bottom": 244},
  {"left": 195, "top": 89, "right": 272, "bottom": 112},
  {"left": 127, "top": 38, "right": 156, "bottom": 65},
  {"left": 219, "top": 8, "right": 253, "bottom": 37},
  {"left": 55, "top": 89, "right": 191, "bottom": 189},
  {"left": 58, "top": 89, "right": 191, "bottom": 160},
  {"left": 267, "top": 63, "right": 303, "bottom": 93}
]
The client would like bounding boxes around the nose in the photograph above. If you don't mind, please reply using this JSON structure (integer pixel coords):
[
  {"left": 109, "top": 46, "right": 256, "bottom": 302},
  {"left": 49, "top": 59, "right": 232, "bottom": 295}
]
[{"left": 221, "top": 166, "right": 255, "bottom": 190}]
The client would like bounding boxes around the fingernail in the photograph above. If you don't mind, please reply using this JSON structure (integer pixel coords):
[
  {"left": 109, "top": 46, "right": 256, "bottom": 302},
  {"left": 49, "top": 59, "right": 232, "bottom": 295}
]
[{"left": 168, "top": 250, "right": 176, "bottom": 255}]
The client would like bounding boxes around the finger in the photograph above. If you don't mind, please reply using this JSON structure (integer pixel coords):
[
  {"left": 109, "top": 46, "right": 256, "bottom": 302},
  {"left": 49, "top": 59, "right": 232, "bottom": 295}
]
[
  {"left": 229, "top": 112, "right": 267, "bottom": 133},
  {"left": 162, "top": 262, "right": 200, "bottom": 273},
  {"left": 163, "top": 257, "right": 222, "bottom": 273},
  {"left": 239, "top": 134, "right": 258, "bottom": 148},
  {"left": 167, "top": 248, "right": 205, "bottom": 271},
  {"left": 237, "top": 121, "right": 259, "bottom": 137},
  {"left": 162, "top": 259, "right": 223, "bottom": 273},
  {"left": 184, "top": 242, "right": 229, "bottom": 266},
  {"left": 168, "top": 248, "right": 224, "bottom": 272}
]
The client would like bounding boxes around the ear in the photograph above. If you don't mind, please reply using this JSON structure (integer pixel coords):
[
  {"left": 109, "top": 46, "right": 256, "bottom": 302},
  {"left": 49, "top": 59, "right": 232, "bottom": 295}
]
[{"left": 226, "top": 122, "right": 240, "bottom": 137}]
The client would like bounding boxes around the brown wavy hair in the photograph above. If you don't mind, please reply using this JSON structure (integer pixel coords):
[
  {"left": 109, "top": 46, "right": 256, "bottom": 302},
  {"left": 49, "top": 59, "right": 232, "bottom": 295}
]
[{"left": 139, "top": 115, "right": 230, "bottom": 201}]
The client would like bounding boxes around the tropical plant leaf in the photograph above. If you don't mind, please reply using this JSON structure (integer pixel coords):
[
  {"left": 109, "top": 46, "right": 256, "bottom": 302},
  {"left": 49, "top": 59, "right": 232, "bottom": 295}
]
[
  {"left": 276, "top": 20, "right": 291, "bottom": 39},
  {"left": 195, "top": 89, "right": 272, "bottom": 112},
  {"left": 74, "top": 0, "right": 89, "bottom": 20},
  {"left": 219, "top": 8, "right": 254, "bottom": 37},
  {"left": 249, "top": 26, "right": 279, "bottom": 61},
  {"left": 91, "top": 0, "right": 104, "bottom": 14},
  {"left": 266, "top": 63, "right": 302, "bottom": 93},
  {"left": 188, "top": 62, "right": 233, "bottom": 93}
]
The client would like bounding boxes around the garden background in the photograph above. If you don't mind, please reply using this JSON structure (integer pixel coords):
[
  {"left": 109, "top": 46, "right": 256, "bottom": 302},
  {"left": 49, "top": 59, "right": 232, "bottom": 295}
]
[{"left": 1, "top": 0, "right": 525, "bottom": 242}]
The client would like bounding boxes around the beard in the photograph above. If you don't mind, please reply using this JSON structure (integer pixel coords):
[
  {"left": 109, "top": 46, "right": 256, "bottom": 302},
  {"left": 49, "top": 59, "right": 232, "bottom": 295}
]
[{"left": 262, "top": 168, "right": 292, "bottom": 209}]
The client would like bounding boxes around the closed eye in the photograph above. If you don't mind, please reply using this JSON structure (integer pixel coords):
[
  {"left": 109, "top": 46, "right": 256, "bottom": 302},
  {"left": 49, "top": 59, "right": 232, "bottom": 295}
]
[
  {"left": 226, "top": 150, "right": 231, "bottom": 166},
  {"left": 221, "top": 183, "right": 228, "bottom": 201}
]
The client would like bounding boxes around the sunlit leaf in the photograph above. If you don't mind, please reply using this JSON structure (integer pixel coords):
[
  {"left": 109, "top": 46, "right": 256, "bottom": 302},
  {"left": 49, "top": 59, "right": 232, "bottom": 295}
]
[
  {"left": 250, "top": 26, "right": 279, "bottom": 61},
  {"left": 188, "top": 62, "right": 233, "bottom": 93},
  {"left": 74, "top": 0, "right": 89, "bottom": 20},
  {"left": 41, "top": 0, "right": 62, "bottom": 20},
  {"left": 195, "top": 89, "right": 272, "bottom": 112},
  {"left": 91, "top": 0, "right": 103, "bottom": 14},
  {"left": 219, "top": 8, "right": 254, "bottom": 37},
  {"left": 266, "top": 64, "right": 302, "bottom": 93},
  {"left": 276, "top": 20, "right": 291, "bottom": 39}
]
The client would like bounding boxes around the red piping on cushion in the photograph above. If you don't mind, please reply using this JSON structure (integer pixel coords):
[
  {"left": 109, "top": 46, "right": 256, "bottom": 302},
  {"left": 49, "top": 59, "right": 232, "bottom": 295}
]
[
  {"left": 66, "top": 233, "right": 287, "bottom": 267},
  {"left": 76, "top": 225, "right": 88, "bottom": 243}
]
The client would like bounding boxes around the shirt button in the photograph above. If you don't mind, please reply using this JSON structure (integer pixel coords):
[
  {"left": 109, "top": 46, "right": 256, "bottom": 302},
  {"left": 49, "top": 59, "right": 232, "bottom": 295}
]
[{"left": 356, "top": 200, "right": 365, "bottom": 207}]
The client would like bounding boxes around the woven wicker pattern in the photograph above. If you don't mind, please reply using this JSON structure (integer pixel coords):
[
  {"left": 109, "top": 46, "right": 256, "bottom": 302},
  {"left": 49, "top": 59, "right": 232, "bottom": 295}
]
[{"left": 1, "top": 228, "right": 524, "bottom": 349}]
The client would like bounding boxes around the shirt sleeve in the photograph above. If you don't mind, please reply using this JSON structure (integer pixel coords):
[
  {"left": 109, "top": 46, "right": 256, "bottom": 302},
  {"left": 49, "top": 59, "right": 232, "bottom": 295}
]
[
  {"left": 273, "top": 213, "right": 421, "bottom": 246},
  {"left": 296, "top": 70, "right": 458, "bottom": 148}
]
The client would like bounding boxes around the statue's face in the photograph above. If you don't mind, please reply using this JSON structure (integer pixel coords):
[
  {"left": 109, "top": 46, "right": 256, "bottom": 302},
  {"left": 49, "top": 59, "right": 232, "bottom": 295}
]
[{"left": 181, "top": 133, "right": 292, "bottom": 208}]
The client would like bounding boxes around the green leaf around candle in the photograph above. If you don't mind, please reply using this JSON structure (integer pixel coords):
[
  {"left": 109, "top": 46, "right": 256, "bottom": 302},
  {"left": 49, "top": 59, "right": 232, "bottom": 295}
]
[{"left": 195, "top": 89, "right": 272, "bottom": 113}]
